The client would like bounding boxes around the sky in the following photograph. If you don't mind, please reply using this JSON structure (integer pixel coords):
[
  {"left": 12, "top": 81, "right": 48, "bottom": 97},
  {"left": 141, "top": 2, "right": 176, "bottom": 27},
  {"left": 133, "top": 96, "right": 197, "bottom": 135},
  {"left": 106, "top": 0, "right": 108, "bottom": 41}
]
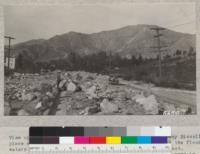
[{"left": 4, "top": 3, "right": 196, "bottom": 44}]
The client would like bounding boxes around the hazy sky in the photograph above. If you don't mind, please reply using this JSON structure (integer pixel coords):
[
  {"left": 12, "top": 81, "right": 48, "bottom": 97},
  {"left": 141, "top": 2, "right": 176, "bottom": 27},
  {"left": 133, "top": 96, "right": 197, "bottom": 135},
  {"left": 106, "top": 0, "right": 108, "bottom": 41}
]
[{"left": 4, "top": 3, "right": 196, "bottom": 44}]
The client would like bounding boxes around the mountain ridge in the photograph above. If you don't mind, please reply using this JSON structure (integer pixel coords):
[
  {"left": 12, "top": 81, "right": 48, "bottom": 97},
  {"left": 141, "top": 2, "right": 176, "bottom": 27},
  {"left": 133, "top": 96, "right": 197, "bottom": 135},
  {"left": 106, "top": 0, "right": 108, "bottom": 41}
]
[{"left": 12, "top": 24, "right": 195, "bottom": 61}]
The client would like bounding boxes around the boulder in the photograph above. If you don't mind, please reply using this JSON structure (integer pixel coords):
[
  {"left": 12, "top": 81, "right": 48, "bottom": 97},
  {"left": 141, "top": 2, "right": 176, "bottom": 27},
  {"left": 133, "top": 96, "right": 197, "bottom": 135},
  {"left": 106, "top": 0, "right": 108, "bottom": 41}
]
[
  {"left": 67, "top": 82, "right": 78, "bottom": 92},
  {"left": 35, "top": 102, "right": 42, "bottom": 109},
  {"left": 113, "top": 91, "right": 128, "bottom": 102},
  {"left": 43, "top": 109, "right": 50, "bottom": 115},
  {"left": 177, "top": 105, "right": 191, "bottom": 114},
  {"left": 100, "top": 99, "right": 119, "bottom": 114},
  {"left": 86, "top": 86, "right": 98, "bottom": 99},
  {"left": 17, "top": 109, "right": 30, "bottom": 116},
  {"left": 79, "top": 105, "right": 99, "bottom": 115},
  {"left": 46, "top": 92, "right": 54, "bottom": 99},
  {"left": 95, "top": 76, "right": 109, "bottom": 91},
  {"left": 15, "top": 92, "right": 22, "bottom": 100},
  {"left": 34, "top": 92, "right": 42, "bottom": 99},
  {"left": 79, "top": 110, "right": 85, "bottom": 115},
  {"left": 75, "top": 73, "right": 83, "bottom": 82},
  {"left": 136, "top": 95, "right": 158, "bottom": 115},
  {"left": 80, "top": 81, "right": 93, "bottom": 92},
  {"left": 86, "top": 105, "right": 99, "bottom": 114},
  {"left": 22, "top": 93, "right": 36, "bottom": 101},
  {"left": 131, "top": 94, "right": 145, "bottom": 101},
  {"left": 41, "top": 95, "right": 51, "bottom": 107},
  {"left": 59, "top": 80, "right": 67, "bottom": 90},
  {"left": 56, "top": 103, "right": 67, "bottom": 115},
  {"left": 21, "top": 89, "right": 36, "bottom": 101},
  {"left": 10, "top": 101, "right": 24, "bottom": 110},
  {"left": 23, "top": 101, "right": 39, "bottom": 115},
  {"left": 60, "top": 91, "right": 72, "bottom": 97},
  {"left": 14, "top": 72, "right": 21, "bottom": 77},
  {"left": 162, "top": 103, "right": 176, "bottom": 111},
  {"left": 40, "top": 82, "right": 52, "bottom": 93},
  {"left": 109, "top": 76, "right": 119, "bottom": 85},
  {"left": 4, "top": 102, "right": 10, "bottom": 115},
  {"left": 52, "top": 87, "right": 59, "bottom": 96},
  {"left": 124, "top": 102, "right": 146, "bottom": 115},
  {"left": 86, "top": 76, "right": 95, "bottom": 81}
]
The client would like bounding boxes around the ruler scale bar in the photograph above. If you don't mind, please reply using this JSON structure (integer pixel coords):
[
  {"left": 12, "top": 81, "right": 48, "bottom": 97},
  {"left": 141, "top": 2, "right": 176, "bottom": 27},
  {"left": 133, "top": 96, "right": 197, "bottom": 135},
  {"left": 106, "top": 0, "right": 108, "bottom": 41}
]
[{"left": 29, "top": 144, "right": 171, "bottom": 153}]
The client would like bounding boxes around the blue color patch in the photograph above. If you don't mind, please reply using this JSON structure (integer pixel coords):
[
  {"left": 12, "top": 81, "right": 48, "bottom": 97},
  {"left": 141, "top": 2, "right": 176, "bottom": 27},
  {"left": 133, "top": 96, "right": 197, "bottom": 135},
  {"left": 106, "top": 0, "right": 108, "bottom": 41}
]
[{"left": 137, "top": 136, "right": 151, "bottom": 144}]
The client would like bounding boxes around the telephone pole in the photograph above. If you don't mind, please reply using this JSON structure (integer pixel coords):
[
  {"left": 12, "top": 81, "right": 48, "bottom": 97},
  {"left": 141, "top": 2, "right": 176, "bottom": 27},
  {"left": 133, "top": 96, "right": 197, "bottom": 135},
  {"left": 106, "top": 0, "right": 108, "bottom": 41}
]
[
  {"left": 109, "top": 51, "right": 112, "bottom": 70},
  {"left": 150, "top": 27, "right": 167, "bottom": 83},
  {"left": 4, "top": 36, "right": 15, "bottom": 71}
]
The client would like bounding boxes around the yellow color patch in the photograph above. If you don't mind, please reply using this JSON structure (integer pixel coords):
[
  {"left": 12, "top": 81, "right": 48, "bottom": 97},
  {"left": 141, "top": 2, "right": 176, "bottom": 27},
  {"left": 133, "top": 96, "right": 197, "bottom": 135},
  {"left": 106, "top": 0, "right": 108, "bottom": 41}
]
[{"left": 106, "top": 136, "right": 121, "bottom": 144}]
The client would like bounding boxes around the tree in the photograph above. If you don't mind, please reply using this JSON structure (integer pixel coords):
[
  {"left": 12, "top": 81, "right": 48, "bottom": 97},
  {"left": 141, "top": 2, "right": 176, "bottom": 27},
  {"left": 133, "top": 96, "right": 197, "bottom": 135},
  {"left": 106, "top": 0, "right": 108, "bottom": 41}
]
[
  {"left": 111, "top": 53, "right": 121, "bottom": 67},
  {"left": 188, "top": 46, "right": 194, "bottom": 57},
  {"left": 136, "top": 54, "right": 143, "bottom": 65},
  {"left": 131, "top": 55, "right": 137, "bottom": 65},
  {"left": 183, "top": 50, "right": 187, "bottom": 57},
  {"left": 176, "top": 50, "right": 182, "bottom": 56},
  {"left": 15, "top": 50, "right": 37, "bottom": 73},
  {"left": 67, "top": 52, "right": 78, "bottom": 70},
  {"left": 15, "top": 53, "right": 23, "bottom": 71},
  {"left": 164, "top": 54, "right": 171, "bottom": 60}
]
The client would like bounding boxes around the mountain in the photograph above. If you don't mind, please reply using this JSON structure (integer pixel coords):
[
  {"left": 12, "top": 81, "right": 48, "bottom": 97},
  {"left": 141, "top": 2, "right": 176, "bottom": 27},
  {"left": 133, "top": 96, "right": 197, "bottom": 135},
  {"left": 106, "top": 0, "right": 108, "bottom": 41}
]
[{"left": 12, "top": 24, "right": 195, "bottom": 62}]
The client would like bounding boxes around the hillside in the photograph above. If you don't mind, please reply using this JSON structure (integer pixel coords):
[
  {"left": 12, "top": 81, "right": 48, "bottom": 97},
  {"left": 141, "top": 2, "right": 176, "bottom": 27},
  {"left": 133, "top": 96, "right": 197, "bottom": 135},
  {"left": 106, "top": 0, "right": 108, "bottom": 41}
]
[{"left": 12, "top": 24, "right": 195, "bottom": 62}]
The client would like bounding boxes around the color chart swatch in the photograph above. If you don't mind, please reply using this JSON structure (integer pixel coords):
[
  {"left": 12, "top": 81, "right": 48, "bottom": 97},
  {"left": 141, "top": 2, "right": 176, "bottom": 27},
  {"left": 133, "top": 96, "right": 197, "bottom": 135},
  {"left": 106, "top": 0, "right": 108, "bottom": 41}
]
[
  {"left": 29, "top": 127, "right": 171, "bottom": 144},
  {"left": 30, "top": 136, "right": 169, "bottom": 144}
]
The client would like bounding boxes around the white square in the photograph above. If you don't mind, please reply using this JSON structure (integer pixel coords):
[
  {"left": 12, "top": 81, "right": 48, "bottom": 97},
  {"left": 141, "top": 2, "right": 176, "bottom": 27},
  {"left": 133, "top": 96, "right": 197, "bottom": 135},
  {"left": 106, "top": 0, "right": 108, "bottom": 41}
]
[
  {"left": 155, "top": 127, "right": 171, "bottom": 136},
  {"left": 140, "top": 127, "right": 155, "bottom": 136},
  {"left": 59, "top": 137, "right": 74, "bottom": 144}
]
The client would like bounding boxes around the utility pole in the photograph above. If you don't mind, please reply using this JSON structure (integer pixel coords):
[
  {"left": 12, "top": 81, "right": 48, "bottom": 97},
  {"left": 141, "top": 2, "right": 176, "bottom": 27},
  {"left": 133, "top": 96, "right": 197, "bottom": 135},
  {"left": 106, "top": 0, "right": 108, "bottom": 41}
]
[
  {"left": 109, "top": 51, "right": 112, "bottom": 70},
  {"left": 4, "top": 36, "right": 15, "bottom": 71},
  {"left": 150, "top": 27, "right": 167, "bottom": 83}
]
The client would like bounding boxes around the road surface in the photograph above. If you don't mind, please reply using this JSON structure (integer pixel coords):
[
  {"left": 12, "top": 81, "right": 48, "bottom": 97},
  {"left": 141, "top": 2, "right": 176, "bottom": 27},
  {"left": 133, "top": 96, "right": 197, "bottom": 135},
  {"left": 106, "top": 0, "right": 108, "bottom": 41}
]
[{"left": 121, "top": 80, "right": 196, "bottom": 112}]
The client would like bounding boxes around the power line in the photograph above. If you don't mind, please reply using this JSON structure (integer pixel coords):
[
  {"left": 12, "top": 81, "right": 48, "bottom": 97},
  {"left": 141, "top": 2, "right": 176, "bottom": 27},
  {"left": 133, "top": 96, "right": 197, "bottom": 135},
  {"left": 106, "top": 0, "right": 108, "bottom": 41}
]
[
  {"left": 150, "top": 27, "right": 167, "bottom": 83},
  {"left": 166, "top": 20, "right": 195, "bottom": 29},
  {"left": 4, "top": 36, "right": 15, "bottom": 71}
]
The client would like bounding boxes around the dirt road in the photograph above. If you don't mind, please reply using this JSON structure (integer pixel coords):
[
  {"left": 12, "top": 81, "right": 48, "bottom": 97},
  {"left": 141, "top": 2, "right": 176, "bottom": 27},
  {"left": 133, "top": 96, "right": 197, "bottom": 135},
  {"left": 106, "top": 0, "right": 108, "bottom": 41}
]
[
  {"left": 121, "top": 80, "right": 196, "bottom": 112},
  {"left": 152, "top": 87, "right": 196, "bottom": 111}
]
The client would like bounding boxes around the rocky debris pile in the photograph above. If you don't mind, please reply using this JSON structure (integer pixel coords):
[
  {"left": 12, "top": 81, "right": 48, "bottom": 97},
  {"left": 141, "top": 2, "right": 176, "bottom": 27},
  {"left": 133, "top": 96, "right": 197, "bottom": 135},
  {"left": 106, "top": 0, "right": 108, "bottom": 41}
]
[
  {"left": 4, "top": 73, "right": 57, "bottom": 115},
  {"left": 100, "top": 99, "right": 119, "bottom": 114},
  {"left": 53, "top": 71, "right": 158, "bottom": 115},
  {"left": 109, "top": 76, "right": 119, "bottom": 85},
  {"left": 5, "top": 71, "right": 194, "bottom": 115}
]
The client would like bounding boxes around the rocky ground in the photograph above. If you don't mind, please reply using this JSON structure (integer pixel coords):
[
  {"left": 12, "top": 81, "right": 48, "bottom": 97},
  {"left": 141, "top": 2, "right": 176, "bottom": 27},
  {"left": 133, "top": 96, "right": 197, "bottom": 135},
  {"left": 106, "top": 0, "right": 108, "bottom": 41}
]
[{"left": 4, "top": 71, "right": 194, "bottom": 116}]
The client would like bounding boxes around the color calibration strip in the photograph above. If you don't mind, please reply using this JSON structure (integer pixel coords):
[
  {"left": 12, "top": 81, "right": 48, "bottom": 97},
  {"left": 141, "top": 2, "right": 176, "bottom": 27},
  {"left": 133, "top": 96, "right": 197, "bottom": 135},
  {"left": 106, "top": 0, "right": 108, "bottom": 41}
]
[
  {"left": 29, "top": 127, "right": 171, "bottom": 136},
  {"left": 29, "top": 127, "right": 171, "bottom": 145},
  {"left": 30, "top": 136, "right": 169, "bottom": 144}
]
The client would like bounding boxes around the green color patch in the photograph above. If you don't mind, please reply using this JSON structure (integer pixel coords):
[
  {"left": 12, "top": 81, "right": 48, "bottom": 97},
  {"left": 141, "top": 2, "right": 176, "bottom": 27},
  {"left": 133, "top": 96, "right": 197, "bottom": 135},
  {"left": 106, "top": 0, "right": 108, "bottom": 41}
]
[{"left": 121, "top": 136, "right": 137, "bottom": 144}]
